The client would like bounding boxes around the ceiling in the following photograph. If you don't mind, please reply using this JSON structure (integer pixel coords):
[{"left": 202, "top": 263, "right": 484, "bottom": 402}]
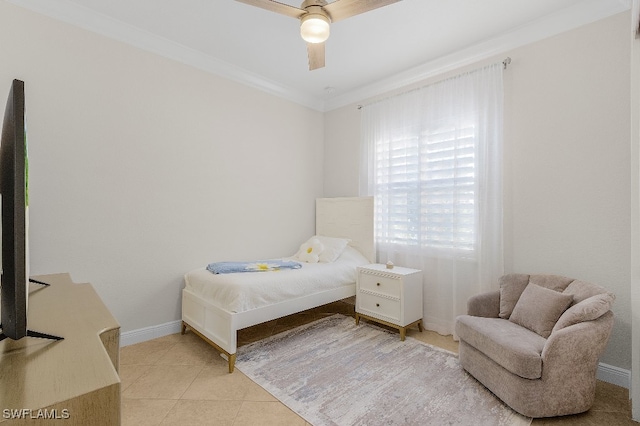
[{"left": 8, "top": 0, "right": 631, "bottom": 110}]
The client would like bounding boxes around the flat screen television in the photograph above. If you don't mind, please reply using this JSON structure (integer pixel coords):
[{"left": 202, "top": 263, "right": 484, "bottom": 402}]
[{"left": 0, "top": 79, "right": 61, "bottom": 342}]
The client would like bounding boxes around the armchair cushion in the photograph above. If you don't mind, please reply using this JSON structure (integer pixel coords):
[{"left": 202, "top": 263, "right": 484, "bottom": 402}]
[
  {"left": 456, "top": 315, "right": 546, "bottom": 379},
  {"left": 563, "top": 280, "right": 613, "bottom": 304},
  {"left": 552, "top": 292, "right": 615, "bottom": 333},
  {"left": 509, "top": 283, "right": 573, "bottom": 338},
  {"left": 498, "top": 274, "right": 530, "bottom": 318}
]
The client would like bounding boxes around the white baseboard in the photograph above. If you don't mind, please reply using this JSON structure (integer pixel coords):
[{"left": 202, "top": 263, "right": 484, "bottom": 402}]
[
  {"left": 120, "top": 320, "right": 183, "bottom": 347},
  {"left": 597, "top": 362, "right": 631, "bottom": 389},
  {"left": 119, "top": 321, "right": 633, "bottom": 391}
]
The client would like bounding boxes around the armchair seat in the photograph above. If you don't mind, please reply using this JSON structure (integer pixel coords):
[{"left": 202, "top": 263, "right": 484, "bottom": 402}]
[
  {"left": 455, "top": 274, "right": 614, "bottom": 418},
  {"left": 456, "top": 316, "right": 546, "bottom": 379}
]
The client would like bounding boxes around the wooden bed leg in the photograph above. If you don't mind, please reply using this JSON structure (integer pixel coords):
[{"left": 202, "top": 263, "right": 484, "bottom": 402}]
[
  {"left": 228, "top": 353, "right": 237, "bottom": 374},
  {"left": 181, "top": 321, "right": 187, "bottom": 335}
]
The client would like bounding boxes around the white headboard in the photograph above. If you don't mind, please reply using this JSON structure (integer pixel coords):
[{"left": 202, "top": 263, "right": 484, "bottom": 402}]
[{"left": 316, "top": 197, "right": 375, "bottom": 263}]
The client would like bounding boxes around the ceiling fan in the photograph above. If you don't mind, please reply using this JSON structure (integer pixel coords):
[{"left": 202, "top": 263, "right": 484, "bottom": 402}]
[{"left": 236, "top": 0, "right": 402, "bottom": 70}]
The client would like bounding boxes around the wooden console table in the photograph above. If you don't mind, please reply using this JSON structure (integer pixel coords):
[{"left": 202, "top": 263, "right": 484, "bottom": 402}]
[{"left": 0, "top": 273, "right": 120, "bottom": 425}]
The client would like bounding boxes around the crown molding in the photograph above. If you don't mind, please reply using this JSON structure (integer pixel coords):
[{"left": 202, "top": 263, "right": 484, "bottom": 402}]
[
  {"left": 6, "top": 0, "right": 631, "bottom": 113},
  {"left": 324, "top": 0, "right": 631, "bottom": 111}
]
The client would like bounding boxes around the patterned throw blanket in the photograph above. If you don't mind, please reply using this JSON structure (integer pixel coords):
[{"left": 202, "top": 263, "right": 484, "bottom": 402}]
[{"left": 206, "top": 260, "right": 302, "bottom": 274}]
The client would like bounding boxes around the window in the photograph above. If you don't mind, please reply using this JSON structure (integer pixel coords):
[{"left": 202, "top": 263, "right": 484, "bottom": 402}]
[{"left": 361, "top": 63, "right": 503, "bottom": 256}]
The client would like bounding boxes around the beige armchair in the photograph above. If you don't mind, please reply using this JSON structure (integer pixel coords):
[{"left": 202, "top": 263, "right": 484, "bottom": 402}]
[{"left": 455, "top": 274, "right": 615, "bottom": 418}]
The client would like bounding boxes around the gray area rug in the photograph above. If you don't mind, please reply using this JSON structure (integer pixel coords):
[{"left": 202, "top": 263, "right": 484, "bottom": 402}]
[{"left": 236, "top": 314, "right": 532, "bottom": 426}]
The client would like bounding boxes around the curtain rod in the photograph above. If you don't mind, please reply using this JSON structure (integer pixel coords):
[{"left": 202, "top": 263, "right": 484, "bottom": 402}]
[{"left": 357, "top": 57, "right": 511, "bottom": 110}]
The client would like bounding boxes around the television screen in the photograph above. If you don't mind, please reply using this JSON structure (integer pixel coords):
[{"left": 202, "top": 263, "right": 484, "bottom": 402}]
[
  {"left": 0, "top": 79, "right": 28, "bottom": 341},
  {"left": 0, "top": 80, "right": 62, "bottom": 342}
]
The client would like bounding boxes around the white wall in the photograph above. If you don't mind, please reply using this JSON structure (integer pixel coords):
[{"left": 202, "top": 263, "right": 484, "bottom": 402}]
[
  {"left": 324, "top": 12, "right": 632, "bottom": 371},
  {"left": 0, "top": 2, "right": 324, "bottom": 332}
]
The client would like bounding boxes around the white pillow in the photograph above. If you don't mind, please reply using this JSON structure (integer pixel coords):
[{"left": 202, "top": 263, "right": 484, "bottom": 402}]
[
  {"left": 296, "top": 238, "right": 324, "bottom": 263},
  {"left": 315, "top": 235, "right": 350, "bottom": 262},
  {"left": 296, "top": 235, "right": 350, "bottom": 263}
]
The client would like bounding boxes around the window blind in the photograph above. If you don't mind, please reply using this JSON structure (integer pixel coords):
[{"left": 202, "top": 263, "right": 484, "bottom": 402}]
[{"left": 374, "top": 122, "right": 476, "bottom": 251}]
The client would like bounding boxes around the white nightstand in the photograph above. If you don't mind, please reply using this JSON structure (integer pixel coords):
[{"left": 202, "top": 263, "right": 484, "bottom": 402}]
[{"left": 355, "top": 263, "right": 423, "bottom": 340}]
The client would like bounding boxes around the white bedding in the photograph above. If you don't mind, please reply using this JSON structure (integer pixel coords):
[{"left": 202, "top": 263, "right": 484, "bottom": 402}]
[{"left": 184, "top": 246, "right": 369, "bottom": 313}]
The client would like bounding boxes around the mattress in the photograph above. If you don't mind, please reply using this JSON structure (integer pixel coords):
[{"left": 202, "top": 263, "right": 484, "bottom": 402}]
[{"left": 184, "top": 246, "right": 369, "bottom": 313}]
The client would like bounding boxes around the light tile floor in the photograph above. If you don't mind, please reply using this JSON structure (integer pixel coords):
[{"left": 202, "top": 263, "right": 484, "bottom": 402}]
[{"left": 120, "top": 300, "right": 635, "bottom": 425}]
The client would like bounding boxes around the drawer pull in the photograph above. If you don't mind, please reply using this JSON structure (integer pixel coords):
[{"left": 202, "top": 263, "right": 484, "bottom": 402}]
[
  {"left": 376, "top": 303, "right": 380, "bottom": 307},
  {"left": 376, "top": 282, "right": 381, "bottom": 286}
]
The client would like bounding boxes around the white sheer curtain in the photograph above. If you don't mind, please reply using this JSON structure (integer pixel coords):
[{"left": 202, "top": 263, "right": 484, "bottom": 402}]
[{"left": 360, "top": 63, "right": 504, "bottom": 337}]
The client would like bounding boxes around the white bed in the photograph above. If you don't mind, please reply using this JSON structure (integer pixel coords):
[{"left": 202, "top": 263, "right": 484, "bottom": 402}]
[{"left": 181, "top": 197, "right": 374, "bottom": 372}]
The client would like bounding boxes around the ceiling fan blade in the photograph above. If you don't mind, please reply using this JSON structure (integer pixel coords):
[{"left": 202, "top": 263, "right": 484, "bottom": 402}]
[
  {"left": 323, "top": 0, "right": 401, "bottom": 22},
  {"left": 235, "top": 0, "right": 306, "bottom": 19},
  {"left": 307, "top": 42, "right": 325, "bottom": 70}
]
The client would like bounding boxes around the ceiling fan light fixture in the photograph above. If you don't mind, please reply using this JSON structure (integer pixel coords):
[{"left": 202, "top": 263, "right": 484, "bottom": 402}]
[{"left": 300, "top": 13, "right": 330, "bottom": 43}]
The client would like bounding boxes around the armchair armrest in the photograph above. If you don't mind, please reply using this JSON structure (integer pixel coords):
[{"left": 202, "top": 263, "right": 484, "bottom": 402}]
[
  {"left": 467, "top": 290, "right": 500, "bottom": 317},
  {"left": 539, "top": 311, "right": 614, "bottom": 412}
]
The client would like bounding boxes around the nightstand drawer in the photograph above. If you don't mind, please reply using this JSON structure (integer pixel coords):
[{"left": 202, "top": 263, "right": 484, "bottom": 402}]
[
  {"left": 358, "top": 272, "right": 401, "bottom": 299},
  {"left": 358, "top": 292, "right": 401, "bottom": 322}
]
